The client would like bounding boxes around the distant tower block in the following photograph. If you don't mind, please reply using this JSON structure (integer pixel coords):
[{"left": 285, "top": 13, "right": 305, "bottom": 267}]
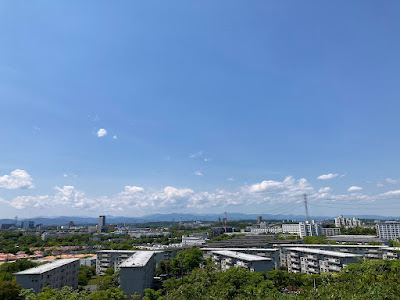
[
  {"left": 98, "top": 216, "right": 106, "bottom": 232},
  {"left": 257, "top": 216, "right": 262, "bottom": 224}
]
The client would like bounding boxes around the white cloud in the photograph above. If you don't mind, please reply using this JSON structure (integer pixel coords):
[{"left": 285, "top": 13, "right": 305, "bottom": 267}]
[
  {"left": 113, "top": 135, "right": 118, "bottom": 140},
  {"left": 348, "top": 186, "right": 363, "bottom": 192},
  {"left": 319, "top": 187, "right": 332, "bottom": 193},
  {"left": 227, "top": 177, "right": 235, "bottom": 181},
  {"left": 386, "top": 178, "right": 397, "bottom": 184},
  {"left": 377, "top": 183, "right": 384, "bottom": 187},
  {"left": 97, "top": 128, "right": 107, "bottom": 137},
  {"left": 317, "top": 173, "right": 339, "bottom": 180},
  {"left": 193, "top": 171, "right": 203, "bottom": 176},
  {"left": 246, "top": 176, "right": 314, "bottom": 204},
  {"left": 7, "top": 175, "right": 400, "bottom": 213},
  {"left": 189, "top": 151, "right": 203, "bottom": 159},
  {"left": 382, "top": 190, "right": 400, "bottom": 196},
  {"left": 0, "top": 169, "right": 34, "bottom": 189}
]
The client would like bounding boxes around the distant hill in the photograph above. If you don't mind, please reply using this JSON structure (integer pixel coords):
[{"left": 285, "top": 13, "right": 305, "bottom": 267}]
[{"left": 0, "top": 213, "right": 398, "bottom": 226}]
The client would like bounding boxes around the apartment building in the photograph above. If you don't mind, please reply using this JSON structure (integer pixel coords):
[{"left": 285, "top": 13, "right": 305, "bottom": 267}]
[
  {"left": 14, "top": 258, "right": 79, "bottom": 293},
  {"left": 202, "top": 247, "right": 279, "bottom": 270},
  {"left": 286, "top": 247, "right": 359, "bottom": 274},
  {"left": 209, "top": 250, "right": 274, "bottom": 274},
  {"left": 282, "top": 221, "right": 322, "bottom": 238},
  {"left": 96, "top": 250, "right": 137, "bottom": 275},
  {"left": 334, "top": 215, "right": 362, "bottom": 228},
  {"left": 326, "top": 235, "right": 388, "bottom": 245},
  {"left": 322, "top": 227, "right": 341, "bottom": 236},
  {"left": 376, "top": 222, "right": 400, "bottom": 240},
  {"left": 276, "top": 244, "right": 393, "bottom": 267},
  {"left": 119, "top": 251, "right": 155, "bottom": 297}
]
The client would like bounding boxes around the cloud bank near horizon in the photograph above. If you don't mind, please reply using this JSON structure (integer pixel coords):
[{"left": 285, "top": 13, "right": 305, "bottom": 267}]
[{"left": 1, "top": 170, "right": 400, "bottom": 214}]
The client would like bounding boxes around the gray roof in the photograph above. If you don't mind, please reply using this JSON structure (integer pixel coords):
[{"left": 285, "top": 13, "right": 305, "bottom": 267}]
[
  {"left": 276, "top": 244, "right": 387, "bottom": 248},
  {"left": 286, "top": 247, "right": 360, "bottom": 258},
  {"left": 202, "top": 248, "right": 278, "bottom": 252},
  {"left": 14, "top": 258, "right": 79, "bottom": 275},
  {"left": 97, "top": 250, "right": 137, "bottom": 253},
  {"left": 119, "top": 251, "right": 154, "bottom": 268},
  {"left": 211, "top": 250, "right": 272, "bottom": 261}
]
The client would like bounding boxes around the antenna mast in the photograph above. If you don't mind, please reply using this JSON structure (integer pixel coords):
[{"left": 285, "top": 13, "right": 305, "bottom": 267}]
[{"left": 303, "top": 194, "right": 309, "bottom": 222}]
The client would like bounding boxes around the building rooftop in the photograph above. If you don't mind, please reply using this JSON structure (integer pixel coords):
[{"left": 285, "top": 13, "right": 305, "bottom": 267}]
[
  {"left": 211, "top": 250, "right": 272, "bottom": 261},
  {"left": 276, "top": 244, "right": 387, "bottom": 248},
  {"left": 14, "top": 258, "right": 79, "bottom": 275},
  {"left": 286, "top": 247, "right": 360, "bottom": 258},
  {"left": 98, "top": 250, "right": 138, "bottom": 253},
  {"left": 202, "top": 248, "right": 278, "bottom": 252},
  {"left": 119, "top": 251, "right": 154, "bottom": 268}
]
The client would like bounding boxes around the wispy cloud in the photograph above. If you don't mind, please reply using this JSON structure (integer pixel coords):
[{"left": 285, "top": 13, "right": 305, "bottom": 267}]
[
  {"left": 193, "top": 171, "right": 203, "bottom": 176},
  {"left": 189, "top": 151, "right": 204, "bottom": 159},
  {"left": 348, "top": 186, "right": 363, "bottom": 192},
  {"left": 317, "top": 173, "right": 339, "bottom": 180},
  {"left": 385, "top": 178, "right": 397, "bottom": 184}
]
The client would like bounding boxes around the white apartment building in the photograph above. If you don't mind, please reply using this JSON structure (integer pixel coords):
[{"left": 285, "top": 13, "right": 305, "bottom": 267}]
[
  {"left": 202, "top": 248, "right": 279, "bottom": 270},
  {"left": 335, "top": 215, "right": 362, "bottom": 228},
  {"left": 286, "top": 247, "right": 359, "bottom": 274},
  {"left": 210, "top": 250, "right": 274, "bottom": 274},
  {"left": 181, "top": 234, "right": 207, "bottom": 245},
  {"left": 276, "top": 244, "right": 393, "bottom": 267},
  {"left": 14, "top": 258, "right": 79, "bottom": 293},
  {"left": 96, "top": 250, "right": 137, "bottom": 275},
  {"left": 376, "top": 222, "right": 400, "bottom": 240},
  {"left": 119, "top": 251, "right": 155, "bottom": 297},
  {"left": 322, "top": 227, "right": 341, "bottom": 236},
  {"left": 282, "top": 221, "right": 322, "bottom": 238}
]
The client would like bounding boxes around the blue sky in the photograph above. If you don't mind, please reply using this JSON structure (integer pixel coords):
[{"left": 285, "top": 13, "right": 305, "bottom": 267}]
[{"left": 1, "top": 1, "right": 400, "bottom": 218}]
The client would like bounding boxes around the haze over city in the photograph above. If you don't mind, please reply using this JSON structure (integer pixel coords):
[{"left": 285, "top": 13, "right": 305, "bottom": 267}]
[{"left": 1, "top": 1, "right": 400, "bottom": 218}]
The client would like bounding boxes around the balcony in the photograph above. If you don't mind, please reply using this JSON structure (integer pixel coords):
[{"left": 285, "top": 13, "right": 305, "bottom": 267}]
[
  {"left": 329, "top": 265, "right": 342, "bottom": 272},
  {"left": 327, "top": 258, "right": 340, "bottom": 264},
  {"left": 307, "top": 261, "right": 318, "bottom": 267},
  {"left": 307, "top": 255, "right": 317, "bottom": 260}
]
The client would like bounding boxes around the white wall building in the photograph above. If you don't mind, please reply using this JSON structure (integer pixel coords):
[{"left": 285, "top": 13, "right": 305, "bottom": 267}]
[
  {"left": 286, "top": 247, "right": 360, "bottom": 274},
  {"left": 14, "top": 258, "right": 79, "bottom": 293},
  {"left": 210, "top": 250, "right": 274, "bottom": 274},
  {"left": 335, "top": 215, "right": 362, "bottom": 228},
  {"left": 202, "top": 248, "right": 279, "bottom": 270},
  {"left": 322, "top": 227, "right": 341, "bottom": 236},
  {"left": 96, "top": 250, "right": 137, "bottom": 275},
  {"left": 376, "top": 222, "right": 400, "bottom": 240},
  {"left": 119, "top": 251, "right": 155, "bottom": 297},
  {"left": 281, "top": 221, "right": 322, "bottom": 238}
]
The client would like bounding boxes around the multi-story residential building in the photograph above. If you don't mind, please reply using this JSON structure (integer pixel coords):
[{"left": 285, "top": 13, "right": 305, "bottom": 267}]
[
  {"left": 181, "top": 233, "right": 207, "bottom": 246},
  {"left": 326, "top": 235, "right": 388, "bottom": 245},
  {"left": 322, "top": 227, "right": 341, "bottom": 236},
  {"left": 96, "top": 250, "right": 137, "bottom": 275},
  {"left": 286, "top": 247, "right": 360, "bottom": 274},
  {"left": 276, "top": 244, "right": 394, "bottom": 267},
  {"left": 209, "top": 250, "right": 274, "bottom": 274},
  {"left": 335, "top": 215, "right": 362, "bottom": 228},
  {"left": 282, "top": 221, "right": 322, "bottom": 238},
  {"left": 21, "top": 220, "right": 35, "bottom": 229},
  {"left": 376, "top": 222, "right": 400, "bottom": 240},
  {"left": 202, "top": 248, "right": 279, "bottom": 270},
  {"left": 14, "top": 258, "right": 79, "bottom": 293},
  {"left": 98, "top": 216, "right": 106, "bottom": 233},
  {"left": 119, "top": 251, "right": 155, "bottom": 297}
]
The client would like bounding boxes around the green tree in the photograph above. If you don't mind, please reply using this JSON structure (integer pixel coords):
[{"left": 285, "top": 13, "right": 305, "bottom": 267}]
[{"left": 0, "top": 281, "right": 22, "bottom": 300}]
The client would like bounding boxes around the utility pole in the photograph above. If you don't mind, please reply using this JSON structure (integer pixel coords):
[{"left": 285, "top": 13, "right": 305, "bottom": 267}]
[{"left": 303, "top": 193, "right": 309, "bottom": 222}]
